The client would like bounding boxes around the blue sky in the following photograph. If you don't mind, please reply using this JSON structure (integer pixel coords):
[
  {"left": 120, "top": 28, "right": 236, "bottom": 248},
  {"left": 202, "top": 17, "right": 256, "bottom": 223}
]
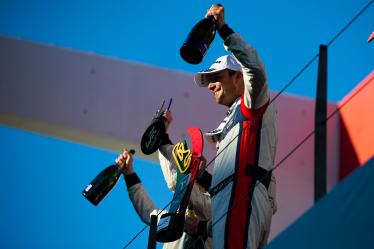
[
  {"left": 0, "top": 125, "right": 171, "bottom": 248},
  {"left": 0, "top": 0, "right": 373, "bottom": 102}
]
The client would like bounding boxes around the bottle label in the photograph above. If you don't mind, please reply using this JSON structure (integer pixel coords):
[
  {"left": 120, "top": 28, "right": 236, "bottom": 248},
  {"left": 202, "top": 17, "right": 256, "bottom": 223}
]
[
  {"left": 84, "top": 184, "right": 92, "bottom": 192},
  {"left": 157, "top": 216, "right": 171, "bottom": 231},
  {"left": 145, "top": 125, "right": 159, "bottom": 149}
]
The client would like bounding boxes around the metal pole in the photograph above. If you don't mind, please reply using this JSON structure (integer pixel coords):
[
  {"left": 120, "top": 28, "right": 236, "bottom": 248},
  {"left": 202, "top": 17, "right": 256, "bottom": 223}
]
[
  {"left": 314, "top": 44, "right": 328, "bottom": 202},
  {"left": 147, "top": 215, "right": 158, "bottom": 249}
]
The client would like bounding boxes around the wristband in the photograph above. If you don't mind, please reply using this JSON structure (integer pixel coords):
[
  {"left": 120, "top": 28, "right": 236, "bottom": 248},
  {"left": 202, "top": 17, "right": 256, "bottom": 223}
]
[{"left": 124, "top": 173, "right": 141, "bottom": 188}]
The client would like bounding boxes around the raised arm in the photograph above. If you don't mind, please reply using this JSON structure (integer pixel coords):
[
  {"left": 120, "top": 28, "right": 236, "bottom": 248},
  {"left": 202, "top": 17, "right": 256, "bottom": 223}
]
[
  {"left": 207, "top": 4, "right": 270, "bottom": 109},
  {"left": 116, "top": 149, "right": 164, "bottom": 225}
]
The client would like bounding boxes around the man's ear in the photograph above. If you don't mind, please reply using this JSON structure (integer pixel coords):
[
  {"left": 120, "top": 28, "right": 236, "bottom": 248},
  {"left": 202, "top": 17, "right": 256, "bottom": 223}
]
[
  {"left": 235, "top": 71, "right": 243, "bottom": 82},
  {"left": 234, "top": 72, "right": 244, "bottom": 93}
]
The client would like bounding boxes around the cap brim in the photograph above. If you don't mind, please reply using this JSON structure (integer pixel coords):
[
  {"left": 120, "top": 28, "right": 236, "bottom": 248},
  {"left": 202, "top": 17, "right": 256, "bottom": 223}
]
[{"left": 194, "top": 68, "right": 225, "bottom": 87}]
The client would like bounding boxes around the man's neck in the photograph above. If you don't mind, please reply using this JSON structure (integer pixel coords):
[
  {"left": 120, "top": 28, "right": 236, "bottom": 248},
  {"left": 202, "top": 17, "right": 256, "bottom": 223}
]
[
  {"left": 226, "top": 97, "right": 241, "bottom": 115},
  {"left": 227, "top": 96, "right": 241, "bottom": 108}
]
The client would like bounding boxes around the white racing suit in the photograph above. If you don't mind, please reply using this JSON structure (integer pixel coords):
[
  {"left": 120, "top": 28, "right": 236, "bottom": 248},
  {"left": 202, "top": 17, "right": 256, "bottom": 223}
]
[
  {"left": 125, "top": 144, "right": 212, "bottom": 249},
  {"left": 208, "top": 32, "right": 278, "bottom": 249}
]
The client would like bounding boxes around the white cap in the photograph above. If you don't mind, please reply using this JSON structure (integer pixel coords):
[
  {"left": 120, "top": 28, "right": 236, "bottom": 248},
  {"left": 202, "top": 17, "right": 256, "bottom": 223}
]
[{"left": 194, "top": 55, "right": 242, "bottom": 87}]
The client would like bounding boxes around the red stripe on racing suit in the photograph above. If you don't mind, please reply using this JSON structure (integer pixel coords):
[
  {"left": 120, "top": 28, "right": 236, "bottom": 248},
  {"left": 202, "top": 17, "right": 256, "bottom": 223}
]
[
  {"left": 211, "top": 32, "right": 277, "bottom": 249},
  {"left": 226, "top": 100, "right": 268, "bottom": 249}
]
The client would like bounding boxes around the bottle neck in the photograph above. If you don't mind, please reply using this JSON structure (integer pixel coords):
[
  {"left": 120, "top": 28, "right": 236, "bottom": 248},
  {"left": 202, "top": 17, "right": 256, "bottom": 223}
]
[{"left": 114, "top": 163, "right": 124, "bottom": 174}]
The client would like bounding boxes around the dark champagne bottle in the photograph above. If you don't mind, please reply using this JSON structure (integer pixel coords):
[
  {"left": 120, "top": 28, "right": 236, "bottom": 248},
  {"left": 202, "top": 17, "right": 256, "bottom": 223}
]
[
  {"left": 82, "top": 149, "right": 135, "bottom": 206},
  {"left": 180, "top": 15, "right": 217, "bottom": 64}
]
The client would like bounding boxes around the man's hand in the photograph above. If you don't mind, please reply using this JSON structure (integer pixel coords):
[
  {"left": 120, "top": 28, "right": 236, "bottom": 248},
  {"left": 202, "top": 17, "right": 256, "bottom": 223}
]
[
  {"left": 162, "top": 109, "right": 173, "bottom": 132},
  {"left": 184, "top": 214, "right": 201, "bottom": 235},
  {"left": 205, "top": 4, "right": 225, "bottom": 29},
  {"left": 115, "top": 149, "right": 134, "bottom": 175}
]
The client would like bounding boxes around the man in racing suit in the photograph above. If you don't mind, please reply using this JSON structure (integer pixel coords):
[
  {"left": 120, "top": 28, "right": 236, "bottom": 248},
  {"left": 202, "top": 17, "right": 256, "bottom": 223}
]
[
  {"left": 116, "top": 111, "right": 212, "bottom": 249},
  {"left": 193, "top": 5, "right": 278, "bottom": 249}
]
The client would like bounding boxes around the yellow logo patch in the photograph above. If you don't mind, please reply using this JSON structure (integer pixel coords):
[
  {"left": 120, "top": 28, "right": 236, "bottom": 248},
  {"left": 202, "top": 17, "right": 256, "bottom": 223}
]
[{"left": 172, "top": 141, "right": 191, "bottom": 174}]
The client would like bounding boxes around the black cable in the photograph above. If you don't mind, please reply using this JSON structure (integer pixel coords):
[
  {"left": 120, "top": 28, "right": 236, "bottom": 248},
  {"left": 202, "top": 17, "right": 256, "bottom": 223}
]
[
  {"left": 122, "top": 224, "right": 148, "bottom": 249},
  {"left": 327, "top": 0, "right": 374, "bottom": 47},
  {"left": 122, "top": 198, "right": 172, "bottom": 249},
  {"left": 122, "top": 0, "right": 373, "bottom": 248}
]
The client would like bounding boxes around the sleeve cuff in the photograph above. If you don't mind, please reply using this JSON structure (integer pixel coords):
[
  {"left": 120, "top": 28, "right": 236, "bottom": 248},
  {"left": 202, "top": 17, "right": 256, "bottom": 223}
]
[
  {"left": 197, "top": 220, "right": 208, "bottom": 240},
  {"left": 218, "top": 24, "right": 234, "bottom": 40},
  {"left": 160, "top": 133, "right": 173, "bottom": 146},
  {"left": 124, "top": 173, "right": 141, "bottom": 188}
]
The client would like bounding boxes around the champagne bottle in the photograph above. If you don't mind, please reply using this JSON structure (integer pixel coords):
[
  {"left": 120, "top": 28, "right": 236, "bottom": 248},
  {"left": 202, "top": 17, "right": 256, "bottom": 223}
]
[
  {"left": 82, "top": 149, "right": 135, "bottom": 206},
  {"left": 140, "top": 98, "right": 172, "bottom": 155},
  {"left": 180, "top": 15, "right": 217, "bottom": 64}
]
